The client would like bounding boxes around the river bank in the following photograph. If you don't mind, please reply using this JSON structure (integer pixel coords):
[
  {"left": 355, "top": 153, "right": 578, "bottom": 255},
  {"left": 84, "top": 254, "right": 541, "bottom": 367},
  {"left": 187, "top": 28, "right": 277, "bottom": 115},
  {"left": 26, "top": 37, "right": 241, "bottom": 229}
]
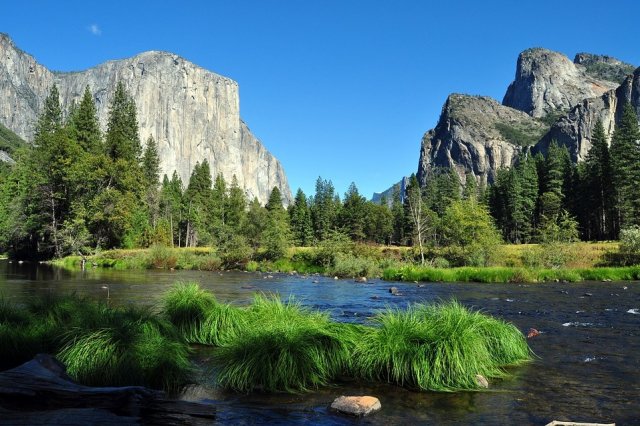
[{"left": 50, "top": 242, "right": 640, "bottom": 284}]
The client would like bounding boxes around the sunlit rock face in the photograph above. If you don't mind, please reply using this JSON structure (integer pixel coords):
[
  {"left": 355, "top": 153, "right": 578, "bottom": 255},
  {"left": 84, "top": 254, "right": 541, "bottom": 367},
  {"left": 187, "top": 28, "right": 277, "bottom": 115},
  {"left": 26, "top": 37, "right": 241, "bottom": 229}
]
[{"left": 0, "top": 33, "right": 291, "bottom": 205}]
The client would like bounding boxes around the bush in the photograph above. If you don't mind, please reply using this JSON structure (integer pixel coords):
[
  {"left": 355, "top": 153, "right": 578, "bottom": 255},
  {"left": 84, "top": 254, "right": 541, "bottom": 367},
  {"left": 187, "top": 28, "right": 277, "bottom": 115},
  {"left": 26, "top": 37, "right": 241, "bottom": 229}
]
[
  {"left": 146, "top": 245, "right": 178, "bottom": 269},
  {"left": 329, "top": 253, "right": 381, "bottom": 278},
  {"left": 193, "top": 255, "right": 223, "bottom": 271},
  {"left": 615, "top": 226, "right": 640, "bottom": 266},
  {"left": 311, "top": 231, "right": 354, "bottom": 268},
  {"left": 220, "top": 234, "right": 253, "bottom": 269},
  {"left": 521, "top": 243, "right": 578, "bottom": 269}
]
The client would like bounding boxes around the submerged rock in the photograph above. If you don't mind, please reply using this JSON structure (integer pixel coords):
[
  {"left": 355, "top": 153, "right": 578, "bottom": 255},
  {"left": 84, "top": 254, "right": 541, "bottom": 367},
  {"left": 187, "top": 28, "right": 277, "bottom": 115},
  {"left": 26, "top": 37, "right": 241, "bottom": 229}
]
[
  {"left": 389, "top": 287, "right": 399, "bottom": 295},
  {"left": 330, "top": 396, "right": 381, "bottom": 416},
  {"left": 526, "top": 328, "right": 540, "bottom": 339}
]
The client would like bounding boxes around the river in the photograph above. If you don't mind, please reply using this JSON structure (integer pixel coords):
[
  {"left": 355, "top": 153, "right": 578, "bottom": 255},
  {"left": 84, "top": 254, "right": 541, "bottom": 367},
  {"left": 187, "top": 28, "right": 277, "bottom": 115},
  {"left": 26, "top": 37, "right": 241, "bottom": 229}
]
[{"left": 0, "top": 260, "right": 638, "bottom": 425}]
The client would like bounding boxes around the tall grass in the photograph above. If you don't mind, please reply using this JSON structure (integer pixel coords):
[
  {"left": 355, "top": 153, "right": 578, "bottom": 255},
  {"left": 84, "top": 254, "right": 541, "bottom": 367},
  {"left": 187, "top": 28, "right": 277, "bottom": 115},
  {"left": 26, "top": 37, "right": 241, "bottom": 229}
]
[
  {"left": 161, "top": 282, "right": 217, "bottom": 337},
  {"left": 353, "top": 301, "right": 531, "bottom": 391},
  {"left": 161, "top": 281, "right": 247, "bottom": 345},
  {"left": 0, "top": 294, "right": 192, "bottom": 392},
  {"left": 383, "top": 264, "right": 640, "bottom": 283},
  {"left": 214, "top": 295, "right": 353, "bottom": 393},
  {"left": 58, "top": 316, "right": 191, "bottom": 392}
]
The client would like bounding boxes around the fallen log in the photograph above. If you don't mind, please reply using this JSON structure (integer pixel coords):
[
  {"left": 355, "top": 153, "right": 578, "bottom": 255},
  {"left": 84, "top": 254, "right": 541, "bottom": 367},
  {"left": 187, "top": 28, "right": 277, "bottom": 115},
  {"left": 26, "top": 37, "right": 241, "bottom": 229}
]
[
  {"left": 0, "top": 354, "right": 216, "bottom": 424},
  {"left": 546, "top": 421, "right": 615, "bottom": 426}
]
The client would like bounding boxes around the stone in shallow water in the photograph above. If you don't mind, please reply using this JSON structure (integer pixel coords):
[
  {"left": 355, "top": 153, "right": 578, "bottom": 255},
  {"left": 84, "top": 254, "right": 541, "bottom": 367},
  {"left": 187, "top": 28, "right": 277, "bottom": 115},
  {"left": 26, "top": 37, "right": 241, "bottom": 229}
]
[
  {"left": 330, "top": 396, "right": 381, "bottom": 416},
  {"left": 475, "top": 374, "right": 489, "bottom": 388}
]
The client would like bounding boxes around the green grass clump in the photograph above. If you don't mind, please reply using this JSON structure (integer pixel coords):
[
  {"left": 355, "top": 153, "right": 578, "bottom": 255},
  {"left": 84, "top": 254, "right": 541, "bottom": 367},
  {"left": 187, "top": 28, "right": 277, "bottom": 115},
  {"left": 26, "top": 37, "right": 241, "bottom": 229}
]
[
  {"left": 353, "top": 301, "right": 531, "bottom": 391},
  {"left": 162, "top": 281, "right": 247, "bottom": 345},
  {"left": 161, "top": 282, "right": 217, "bottom": 336},
  {"left": 193, "top": 302, "right": 248, "bottom": 346},
  {"left": 0, "top": 294, "right": 192, "bottom": 392},
  {"left": 214, "top": 295, "right": 353, "bottom": 393},
  {"left": 58, "top": 312, "right": 191, "bottom": 392}
]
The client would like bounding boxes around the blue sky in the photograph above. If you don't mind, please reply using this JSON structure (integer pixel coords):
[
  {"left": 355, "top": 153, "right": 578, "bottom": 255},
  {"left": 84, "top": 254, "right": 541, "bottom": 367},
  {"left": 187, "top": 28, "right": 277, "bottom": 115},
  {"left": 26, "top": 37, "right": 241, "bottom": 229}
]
[{"left": 2, "top": 1, "right": 639, "bottom": 199}]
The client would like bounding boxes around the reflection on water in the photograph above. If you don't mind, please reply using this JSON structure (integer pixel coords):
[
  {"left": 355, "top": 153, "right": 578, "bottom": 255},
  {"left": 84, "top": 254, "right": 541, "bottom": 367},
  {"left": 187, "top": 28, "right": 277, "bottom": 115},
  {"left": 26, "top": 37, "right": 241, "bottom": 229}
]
[{"left": 1, "top": 260, "right": 639, "bottom": 425}]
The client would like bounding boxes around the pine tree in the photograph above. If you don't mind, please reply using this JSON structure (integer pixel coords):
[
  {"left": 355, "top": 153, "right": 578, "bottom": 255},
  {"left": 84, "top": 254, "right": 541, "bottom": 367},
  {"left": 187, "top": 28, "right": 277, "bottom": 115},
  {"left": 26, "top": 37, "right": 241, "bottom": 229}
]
[
  {"left": 462, "top": 172, "right": 477, "bottom": 200},
  {"left": 70, "top": 86, "right": 102, "bottom": 153},
  {"left": 289, "top": 188, "right": 313, "bottom": 246},
  {"left": 266, "top": 186, "right": 284, "bottom": 212},
  {"left": 243, "top": 197, "right": 267, "bottom": 249},
  {"left": 311, "top": 177, "right": 338, "bottom": 241},
  {"left": 263, "top": 187, "right": 290, "bottom": 259},
  {"left": 142, "top": 136, "right": 160, "bottom": 188},
  {"left": 105, "top": 82, "right": 141, "bottom": 162},
  {"left": 544, "top": 140, "right": 568, "bottom": 199},
  {"left": 584, "top": 119, "right": 614, "bottom": 240},
  {"left": 516, "top": 156, "right": 539, "bottom": 242},
  {"left": 160, "top": 172, "right": 183, "bottom": 246},
  {"left": 226, "top": 175, "right": 246, "bottom": 234},
  {"left": 610, "top": 103, "right": 640, "bottom": 231},
  {"left": 340, "top": 182, "right": 367, "bottom": 241},
  {"left": 35, "top": 84, "right": 63, "bottom": 141},
  {"left": 184, "top": 161, "right": 212, "bottom": 246}
]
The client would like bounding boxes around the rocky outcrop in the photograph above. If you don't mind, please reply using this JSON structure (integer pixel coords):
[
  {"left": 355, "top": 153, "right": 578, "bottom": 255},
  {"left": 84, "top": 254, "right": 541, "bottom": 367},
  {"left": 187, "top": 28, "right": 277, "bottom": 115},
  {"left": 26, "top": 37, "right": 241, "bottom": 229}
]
[
  {"left": 416, "top": 48, "right": 637, "bottom": 189},
  {"left": 503, "top": 48, "right": 621, "bottom": 118},
  {"left": 0, "top": 33, "right": 291, "bottom": 205},
  {"left": 417, "top": 94, "right": 548, "bottom": 186},
  {"left": 574, "top": 53, "right": 635, "bottom": 84},
  {"left": 534, "top": 67, "right": 640, "bottom": 161}
]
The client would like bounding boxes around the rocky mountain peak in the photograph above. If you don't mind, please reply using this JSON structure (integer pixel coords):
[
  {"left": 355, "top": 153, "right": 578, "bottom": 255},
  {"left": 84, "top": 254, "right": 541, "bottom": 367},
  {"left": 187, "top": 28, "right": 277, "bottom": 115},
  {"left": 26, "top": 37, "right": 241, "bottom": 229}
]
[
  {"left": 503, "top": 47, "right": 619, "bottom": 118},
  {"left": 417, "top": 93, "right": 548, "bottom": 187},
  {"left": 574, "top": 52, "right": 635, "bottom": 84}
]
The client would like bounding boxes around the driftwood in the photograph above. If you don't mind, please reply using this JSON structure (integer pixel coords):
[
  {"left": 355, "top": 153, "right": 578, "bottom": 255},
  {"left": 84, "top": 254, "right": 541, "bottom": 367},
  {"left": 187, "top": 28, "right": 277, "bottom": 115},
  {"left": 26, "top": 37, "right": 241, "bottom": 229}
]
[
  {"left": 0, "top": 354, "right": 216, "bottom": 425},
  {"left": 546, "top": 421, "right": 615, "bottom": 426}
]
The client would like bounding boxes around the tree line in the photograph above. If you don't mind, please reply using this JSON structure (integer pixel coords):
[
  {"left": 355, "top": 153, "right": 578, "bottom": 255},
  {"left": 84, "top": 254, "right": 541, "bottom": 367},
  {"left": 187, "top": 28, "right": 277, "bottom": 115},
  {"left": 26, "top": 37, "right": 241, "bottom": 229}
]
[
  {"left": 489, "top": 104, "right": 640, "bottom": 243},
  {"left": 0, "top": 83, "right": 638, "bottom": 263}
]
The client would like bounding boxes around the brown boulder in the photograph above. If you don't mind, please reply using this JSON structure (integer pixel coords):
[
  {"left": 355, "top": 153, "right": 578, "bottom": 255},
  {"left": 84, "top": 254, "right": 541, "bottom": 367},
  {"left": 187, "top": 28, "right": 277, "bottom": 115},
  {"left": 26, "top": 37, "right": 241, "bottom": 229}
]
[{"left": 330, "top": 395, "right": 381, "bottom": 416}]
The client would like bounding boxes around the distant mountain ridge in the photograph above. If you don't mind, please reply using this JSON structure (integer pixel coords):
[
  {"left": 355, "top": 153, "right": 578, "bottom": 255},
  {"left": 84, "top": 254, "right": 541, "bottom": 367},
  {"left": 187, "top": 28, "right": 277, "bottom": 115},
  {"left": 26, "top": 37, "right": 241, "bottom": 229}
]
[{"left": 0, "top": 33, "right": 291, "bottom": 205}]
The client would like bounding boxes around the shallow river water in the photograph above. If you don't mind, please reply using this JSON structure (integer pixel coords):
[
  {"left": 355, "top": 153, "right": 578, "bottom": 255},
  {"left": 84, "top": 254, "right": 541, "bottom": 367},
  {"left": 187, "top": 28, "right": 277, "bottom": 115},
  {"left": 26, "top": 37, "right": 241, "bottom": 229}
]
[{"left": 1, "top": 260, "right": 639, "bottom": 425}]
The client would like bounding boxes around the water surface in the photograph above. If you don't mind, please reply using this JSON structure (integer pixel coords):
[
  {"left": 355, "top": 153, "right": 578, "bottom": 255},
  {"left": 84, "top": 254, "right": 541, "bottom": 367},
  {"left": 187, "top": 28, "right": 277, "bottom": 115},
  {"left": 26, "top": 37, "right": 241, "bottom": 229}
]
[{"left": 1, "top": 261, "right": 638, "bottom": 425}]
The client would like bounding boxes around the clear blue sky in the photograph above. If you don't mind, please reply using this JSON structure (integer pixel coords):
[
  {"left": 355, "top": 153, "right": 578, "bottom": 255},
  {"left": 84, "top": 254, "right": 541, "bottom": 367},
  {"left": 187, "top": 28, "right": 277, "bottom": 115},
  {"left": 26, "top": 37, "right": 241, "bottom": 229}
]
[{"left": 2, "top": 1, "right": 639, "bottom": 199}]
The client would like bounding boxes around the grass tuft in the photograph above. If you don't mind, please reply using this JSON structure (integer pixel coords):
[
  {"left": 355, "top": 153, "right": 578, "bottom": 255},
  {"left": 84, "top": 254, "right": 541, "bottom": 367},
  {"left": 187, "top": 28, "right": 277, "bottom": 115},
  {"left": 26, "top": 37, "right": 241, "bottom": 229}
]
[
  {"left": 0, "top": 294, "right": 192, "bottom": 392},
  {"left": 353, "top": 300, "right": 531, "bottom": 391},
  {"left": 214, "top": 294, "right": 353, "bottom": 393}
]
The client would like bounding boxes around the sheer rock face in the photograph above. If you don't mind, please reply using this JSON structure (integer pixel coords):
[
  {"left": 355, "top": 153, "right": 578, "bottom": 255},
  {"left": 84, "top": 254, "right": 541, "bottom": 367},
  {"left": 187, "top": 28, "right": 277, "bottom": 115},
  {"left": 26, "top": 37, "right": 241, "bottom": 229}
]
[
  {"left": 417, "top": 94, "right": 547, "bottom": 186},
  {"left": 503, "top": 48, "right": 621, "bottom": 118},
  {"left": 534, "top": 68, "right": 640, "bottom": 161},
  {"left": 414, "top": 48, "right": 637, "bottom": 191},
  {"left": 0, "top": 33, "right": 291, "bottom": 205}
]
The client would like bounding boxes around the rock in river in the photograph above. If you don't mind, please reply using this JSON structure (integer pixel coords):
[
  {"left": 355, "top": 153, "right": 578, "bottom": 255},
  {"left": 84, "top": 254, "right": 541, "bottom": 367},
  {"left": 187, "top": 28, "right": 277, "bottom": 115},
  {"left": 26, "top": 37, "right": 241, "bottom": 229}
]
[{"left": 331, "top": 396, "right": 381, "bottom": 416}]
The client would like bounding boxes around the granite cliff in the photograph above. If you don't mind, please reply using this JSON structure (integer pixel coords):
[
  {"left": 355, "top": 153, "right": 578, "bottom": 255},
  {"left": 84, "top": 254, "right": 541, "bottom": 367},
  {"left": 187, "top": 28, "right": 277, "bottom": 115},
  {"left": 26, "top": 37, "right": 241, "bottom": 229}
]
[
  {"left": 413, "top": 47, "right": 637, "bottom": 192},
  {"left": 416, "top": 94, "right": 547, "bottom": 187},
  {"left": 0, "top": 34, "right": 291, "bottom": 205}
]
